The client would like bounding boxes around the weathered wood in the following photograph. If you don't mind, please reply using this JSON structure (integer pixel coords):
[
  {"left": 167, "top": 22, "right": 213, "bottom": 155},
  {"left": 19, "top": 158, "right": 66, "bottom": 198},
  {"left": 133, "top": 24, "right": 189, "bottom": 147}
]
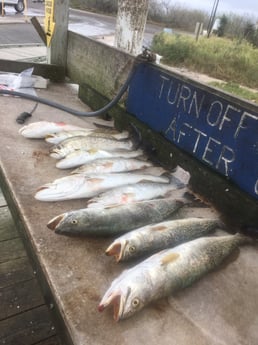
[
  {"left": 0, "top": 191, "right": 6, "bottom": 207},
  {"left": 0, "top": 305, "right": 57, "bottom": 345},
  {"left": 47, "top": 0, "right": 69, "bottom": 67},
  {"left": 0, "top": 206, "right": 19, "bottom": 241},
  {"left": 31, "top": 16, "right": 47, "bottom": 46},
  {"left": 0, "top": 59, "right": 65, "bottom": 82},
  {"left": 0, "top": 238, "right": 26, "bottom": 264},
  {"left": 35, "top": 336, "right": 62, "bottom": 345},
  {"left": 0, "top": 257, "right": 34, "bottom": 288},
  {"left": 0, "top": 278, "right": 44, "bottom": 320}
]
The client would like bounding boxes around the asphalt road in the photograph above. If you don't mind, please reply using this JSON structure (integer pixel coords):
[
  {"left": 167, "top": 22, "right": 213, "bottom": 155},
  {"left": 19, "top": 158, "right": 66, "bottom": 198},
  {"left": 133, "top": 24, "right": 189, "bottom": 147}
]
[{"left": 0, "top": 2, "right": 162, "bottom": 46}]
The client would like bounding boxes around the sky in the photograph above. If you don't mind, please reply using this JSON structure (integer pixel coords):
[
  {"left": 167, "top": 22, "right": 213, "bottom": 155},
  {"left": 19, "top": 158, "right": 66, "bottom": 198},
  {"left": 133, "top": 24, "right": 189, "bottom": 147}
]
[{"left": 168, "top": 0, "right": 258, "bottom": 18}]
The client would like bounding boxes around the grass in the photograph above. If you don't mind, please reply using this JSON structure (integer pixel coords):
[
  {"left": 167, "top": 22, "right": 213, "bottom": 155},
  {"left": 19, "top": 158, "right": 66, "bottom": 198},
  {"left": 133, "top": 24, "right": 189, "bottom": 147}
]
[
  {"left": 151, "top": 33, "right": 258, "bottom": 90},
  {"left": 209, "top": 82, "right": 258, "bottom": 103}
]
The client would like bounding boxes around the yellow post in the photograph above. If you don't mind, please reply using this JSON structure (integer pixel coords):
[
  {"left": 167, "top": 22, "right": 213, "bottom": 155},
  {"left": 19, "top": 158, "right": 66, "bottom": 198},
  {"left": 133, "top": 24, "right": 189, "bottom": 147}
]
[{"left": 1, "top": 0, "right": 4, "bottom": 16}]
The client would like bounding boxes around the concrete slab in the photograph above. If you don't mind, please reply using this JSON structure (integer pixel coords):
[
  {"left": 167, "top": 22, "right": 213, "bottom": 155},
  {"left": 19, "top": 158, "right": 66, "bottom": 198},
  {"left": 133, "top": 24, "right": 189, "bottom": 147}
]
[
  {"left": 0, "top": 82, "right": 258, "bottom": 345},
  {"left": 0, "top": 45, "right": 46, "bottom": 61}
]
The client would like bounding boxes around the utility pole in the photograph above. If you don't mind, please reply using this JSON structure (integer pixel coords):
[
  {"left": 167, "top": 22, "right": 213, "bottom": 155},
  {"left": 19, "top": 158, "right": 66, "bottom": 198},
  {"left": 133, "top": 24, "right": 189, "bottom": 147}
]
[
  {"left": 207, "top": 0, "right": 220, "bottom": 38},
  {"left": 115, "top": 0, "right": 149, "bottom": 55}
]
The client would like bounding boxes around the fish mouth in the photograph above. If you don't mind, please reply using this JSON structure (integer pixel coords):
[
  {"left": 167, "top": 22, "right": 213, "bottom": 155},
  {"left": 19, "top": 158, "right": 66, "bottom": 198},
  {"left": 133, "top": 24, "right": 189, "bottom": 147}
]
[
  {"left": 105, "top": 242, "right": 122, "bottom": 262},
  {"left": 105, "top": 240, "right": 127, "bottom": 262},
  {"left": 98, "top": 292, "right": 124, "bottom": 322},
  {"left": 47, "top": 214, "right": 65, "bottom": 231}
]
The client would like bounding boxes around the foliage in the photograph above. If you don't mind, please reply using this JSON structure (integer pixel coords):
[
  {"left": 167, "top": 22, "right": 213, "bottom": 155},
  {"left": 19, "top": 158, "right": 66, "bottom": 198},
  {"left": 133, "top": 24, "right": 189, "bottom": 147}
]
[
  {"left": 209, "top": 82, "right": 258, "bottom": 103},
  {"left": 70, "top": 0, "right": 118, "bottom": 13},
  {"left": 217, "top": 14, "right": 228, "bottom": 37},
  {"left": 151, "top": 32, "right": 258, "bottom": 89}
]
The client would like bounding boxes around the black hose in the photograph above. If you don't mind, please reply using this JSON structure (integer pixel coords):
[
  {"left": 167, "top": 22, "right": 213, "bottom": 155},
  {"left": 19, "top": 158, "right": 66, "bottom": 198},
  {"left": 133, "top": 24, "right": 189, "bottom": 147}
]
[{"left": 0, "top": 61, "right": 139, "bottom": 117}]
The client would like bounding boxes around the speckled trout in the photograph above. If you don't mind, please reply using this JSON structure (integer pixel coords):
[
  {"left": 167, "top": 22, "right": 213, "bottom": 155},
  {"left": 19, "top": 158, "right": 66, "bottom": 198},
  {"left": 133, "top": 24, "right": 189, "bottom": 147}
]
[
  {"left": 47, "top": 198, "right": 185, "bottom": 236},
  {"left": 45, "top": 128, "right": 129, "bottom": 145},
  {"left": 105, "top": 217, "right": 221, "bottom": 262},
  {"left": 99, "top": 233, "right": 251, "bottom": 321},
  {"left": 49, "top": 135, "right": 138, "bottom": 159}
]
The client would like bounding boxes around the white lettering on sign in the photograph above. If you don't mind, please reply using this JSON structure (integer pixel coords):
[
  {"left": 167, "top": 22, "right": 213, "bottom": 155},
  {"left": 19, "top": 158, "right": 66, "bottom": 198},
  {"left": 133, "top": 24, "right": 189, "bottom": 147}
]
[{"left": 158, "top": 74, "right": 258, "bottom": 192}]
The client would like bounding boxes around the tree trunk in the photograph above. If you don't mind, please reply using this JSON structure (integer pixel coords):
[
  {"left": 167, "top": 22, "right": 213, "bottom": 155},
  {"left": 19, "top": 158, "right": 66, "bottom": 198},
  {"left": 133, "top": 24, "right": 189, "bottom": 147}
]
[{"left": 115, "top": 0, "right": 149, "bottom": 55}]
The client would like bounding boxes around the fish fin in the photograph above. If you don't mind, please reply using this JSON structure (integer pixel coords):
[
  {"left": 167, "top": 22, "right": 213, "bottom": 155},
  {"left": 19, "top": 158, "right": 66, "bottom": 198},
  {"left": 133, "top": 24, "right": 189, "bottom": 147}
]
[
  {"left": 151, "top": 225, "right": 168, "bottom": 232},
  {"left": 161, "top": 252, "right": 180, "bottom": 266}
]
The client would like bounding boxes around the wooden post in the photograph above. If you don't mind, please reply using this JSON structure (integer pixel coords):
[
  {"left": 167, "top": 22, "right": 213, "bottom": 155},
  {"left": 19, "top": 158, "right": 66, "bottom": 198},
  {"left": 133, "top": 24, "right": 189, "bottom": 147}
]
[
  {"left": 115, "top": 0, "right": 149, "bottom": 55},
  {"left": 46, "top": 0, "right": 69, "bottom": 68}
]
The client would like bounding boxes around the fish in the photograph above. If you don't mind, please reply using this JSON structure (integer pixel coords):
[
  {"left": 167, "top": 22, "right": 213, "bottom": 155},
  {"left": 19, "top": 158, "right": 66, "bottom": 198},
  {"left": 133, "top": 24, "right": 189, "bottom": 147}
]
[
  {"left": 35, "top": 167, "right": 169, "bottom": 202},
  {"left": 87, "top": 176, "right": 186, "bottom": 208},
  {"left": 49, "top": 135, "right": 138, "bottom": 159},
  {"left": 19, "top": 121, "right": 91, "bottom": 139},
  {"left": 105, "top": 217, "right": 221, "bottom": 262},
  {"left": 98, "top": 233, "right": 251, "bottom": 321},
  {"left": 45, "top": 128, "right": 129, "bottom": 145},
  {"left": 55, "top": 148, "right": 146, "bottom": 169},
  {"left": 47, "top": 198, "right": 186, "bottom": 236},
  {"left": 71, "top": 158, "right": 153, "bottom": 175}
]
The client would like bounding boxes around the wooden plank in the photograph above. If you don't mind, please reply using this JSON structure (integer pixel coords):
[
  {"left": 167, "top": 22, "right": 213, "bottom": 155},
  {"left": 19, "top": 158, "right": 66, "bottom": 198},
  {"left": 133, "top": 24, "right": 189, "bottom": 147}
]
[
  {"left": 0, "top": 59, "right": 65, "bottom": 82},
  {"left": 0, "top": 257, "right": 35, "bottom": 288},
  {"left": 0, "top": 305, "right": 57, "bottom": 345},
  {"left": 0, "top": 191, "right": 6, "bottom": 207},
  {"left": 0, "top": 278, "right": 45, "bottom": 320},
  {"left": 0, "top": 238, "right": 26, "bottom": 264},
  {"left": 0, "top": 206, "right": 18, "bottom": 241},
  {"left": 35, "top": 335, "right": 62, "bottom": 345}
]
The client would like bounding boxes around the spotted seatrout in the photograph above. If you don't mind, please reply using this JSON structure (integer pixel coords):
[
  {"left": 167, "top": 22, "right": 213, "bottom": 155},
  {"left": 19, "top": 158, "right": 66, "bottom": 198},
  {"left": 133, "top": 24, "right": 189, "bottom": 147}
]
[
  {"left": 47, "top": 198, "right": 185, "bottom": 236},
  {"left": 49, "top": 135, "right": 137, "bottom": 159},
  {"left": 105, "top": 217, "right": 221, "bottom": 262},
  {"left": 99, "top": 233, "right": 251, "bottom": 321},
  {"left": 45, "top": 128, "right": 129, "bottom": 145}
]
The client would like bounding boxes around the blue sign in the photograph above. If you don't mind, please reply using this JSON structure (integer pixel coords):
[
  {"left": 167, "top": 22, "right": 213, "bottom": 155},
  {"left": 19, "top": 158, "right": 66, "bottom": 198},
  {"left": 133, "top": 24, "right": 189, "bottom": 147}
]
[{"left": 126, "top": 64, "right": 258, "bottom": 200}]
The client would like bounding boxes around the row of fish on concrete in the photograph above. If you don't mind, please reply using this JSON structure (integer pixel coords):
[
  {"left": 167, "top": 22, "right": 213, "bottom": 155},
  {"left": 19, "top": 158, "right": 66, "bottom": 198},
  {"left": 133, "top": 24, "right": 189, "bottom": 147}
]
[{"left": 19, "top": 120, "right": 251, "bottom": 322}]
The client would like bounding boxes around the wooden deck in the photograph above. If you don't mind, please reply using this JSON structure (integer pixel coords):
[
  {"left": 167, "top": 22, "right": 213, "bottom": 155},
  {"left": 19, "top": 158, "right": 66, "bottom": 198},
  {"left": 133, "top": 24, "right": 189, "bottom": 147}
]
[{"left": 0, "top": 190, "right": 62, "bottom": 345}]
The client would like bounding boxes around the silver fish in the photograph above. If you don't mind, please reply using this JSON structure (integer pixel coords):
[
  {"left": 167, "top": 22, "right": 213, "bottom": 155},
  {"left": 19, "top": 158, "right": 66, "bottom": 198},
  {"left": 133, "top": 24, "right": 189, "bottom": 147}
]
[
  {"left": 19, "top": 121, "right": 91, "bottom": 139},
  {"left": 55, "top": 148, "right": 146, "bottom": 169},
  {"left": 47, "top": 198, "right": 186, "bottom": 236},
  {"left": 105, "top": 217, "right": 221, "bottom": 262},
  {"left": 99, "top": 233, "right": 251, "bottom": 321},
  {"left": 71, "top": 158, "right": 153, "bottom": 175},
  {"left": 35, "top": 168, "right": 169, "bottom": 202},
  {"left": 87, "top": 176, "right": 186, "bottom": 208},
  {"left": 49, "top": 135, "right": 137, "bottom": 159},
  {"left": 45, "top": 128, "right": 129, "bottom": 145}
]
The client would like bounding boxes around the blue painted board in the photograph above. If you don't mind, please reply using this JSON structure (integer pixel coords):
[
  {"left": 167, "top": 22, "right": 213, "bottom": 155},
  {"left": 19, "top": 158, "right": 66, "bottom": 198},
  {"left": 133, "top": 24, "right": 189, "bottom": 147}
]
[{"left": 126, "top": 63, "right": 258, "bottom": 199}]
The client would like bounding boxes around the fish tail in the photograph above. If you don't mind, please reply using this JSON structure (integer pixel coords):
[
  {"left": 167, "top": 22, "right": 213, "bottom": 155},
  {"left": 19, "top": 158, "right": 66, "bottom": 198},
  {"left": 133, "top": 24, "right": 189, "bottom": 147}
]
[
  {"left": 128, "top": 123, "right": 142, "bottom": 150},
  {"left": 233, "top": 232, "right": 255, "bottom": 246}
]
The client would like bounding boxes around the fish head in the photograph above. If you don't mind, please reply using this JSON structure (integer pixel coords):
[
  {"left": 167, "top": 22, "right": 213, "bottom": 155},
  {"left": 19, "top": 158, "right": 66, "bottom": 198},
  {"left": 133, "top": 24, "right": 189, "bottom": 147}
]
[
  {"left": 105, "top": 238, "right": 139, "bottom": 262},
  {"left": 47, "top": 212, "right": 86, "bottom": 235},
  {"left": 98, "top": 279, "right": 146, "bottom": 321},
  {"left": 49, "top": 143, "right": 68, "bottom": 159}
]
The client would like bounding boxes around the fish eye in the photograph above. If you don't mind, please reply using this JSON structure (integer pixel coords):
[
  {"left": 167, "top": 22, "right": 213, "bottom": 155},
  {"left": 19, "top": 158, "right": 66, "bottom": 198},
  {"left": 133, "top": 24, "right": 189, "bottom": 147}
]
[
  {"left": 131, "top": 298, "right": 140, "bottom": 309},
  {"left": 129, "top": 245, "right": 136, "bottom": 253},
  {"left": 71, "top": 219, "right": 78, "bottom": 225}
]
